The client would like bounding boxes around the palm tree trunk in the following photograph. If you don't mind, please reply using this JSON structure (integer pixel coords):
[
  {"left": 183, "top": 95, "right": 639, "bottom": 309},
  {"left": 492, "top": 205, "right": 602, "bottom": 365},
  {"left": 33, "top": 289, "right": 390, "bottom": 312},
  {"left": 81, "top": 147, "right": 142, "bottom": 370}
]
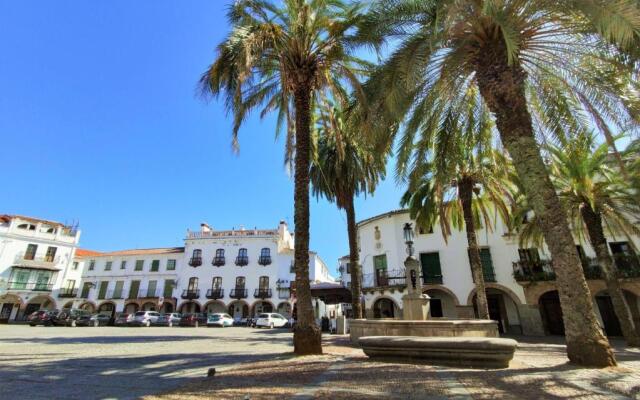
[
  {"left": 475, "top": 45, "right": 616, "bottom": 367},
  {"left": 581, "top": 204, "right": 640, "bottom": 347},
  {"left": 459, "top": 178, "right": 490, "bottom": 320},
  {"left": 346, "top": 195, "right": 363, "bottom": 319},
  {"left": 292, "top": 82, "right": 322, "bottom": 355}
]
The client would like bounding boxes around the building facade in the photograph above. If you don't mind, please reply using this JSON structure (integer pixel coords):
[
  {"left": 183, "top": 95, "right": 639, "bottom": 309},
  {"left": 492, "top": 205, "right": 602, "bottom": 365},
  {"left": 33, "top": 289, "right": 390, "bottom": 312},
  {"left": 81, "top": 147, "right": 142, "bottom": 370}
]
[
  {"left": 342, "top": 209, "right": 640, "bottom": 337},
  {"left": 0, "top": 215, "right": 81, "bottom": 322}
]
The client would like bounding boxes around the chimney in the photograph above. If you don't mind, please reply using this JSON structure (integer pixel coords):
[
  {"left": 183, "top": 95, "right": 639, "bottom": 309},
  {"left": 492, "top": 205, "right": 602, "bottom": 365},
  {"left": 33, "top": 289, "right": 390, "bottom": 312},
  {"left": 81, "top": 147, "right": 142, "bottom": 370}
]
[{"left": 201, "top": 222, "right": 211, "bottom": 233}]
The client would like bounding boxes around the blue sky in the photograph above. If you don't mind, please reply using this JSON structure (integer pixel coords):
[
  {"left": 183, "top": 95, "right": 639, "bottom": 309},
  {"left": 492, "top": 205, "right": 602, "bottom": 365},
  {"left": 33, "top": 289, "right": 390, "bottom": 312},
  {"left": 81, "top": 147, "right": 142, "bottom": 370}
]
[{"left": 0, "top": 1, "right": 403, "bottom": 275}]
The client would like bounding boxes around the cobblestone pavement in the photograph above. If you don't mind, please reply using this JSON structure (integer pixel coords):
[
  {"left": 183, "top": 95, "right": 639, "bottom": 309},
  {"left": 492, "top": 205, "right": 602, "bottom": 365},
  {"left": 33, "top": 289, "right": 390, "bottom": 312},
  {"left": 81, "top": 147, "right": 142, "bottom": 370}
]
[
  {"left": 0, "top": 324, "right": 293, "bottom": 400},
  {"left": 1, "top": 325, "right": 639, "bottom": 400}
]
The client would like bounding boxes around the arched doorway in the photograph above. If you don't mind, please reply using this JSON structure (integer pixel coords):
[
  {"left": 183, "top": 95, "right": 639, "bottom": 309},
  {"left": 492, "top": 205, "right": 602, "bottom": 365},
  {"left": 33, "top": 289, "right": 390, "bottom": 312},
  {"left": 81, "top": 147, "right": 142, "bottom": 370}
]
[
  {"left": 539, "top": 291, "right": 564, "bottom": 335},
  {"left": 205, "top": 301, "right": 226, "bottom": 314},
  {"left": 251, "top": 301, "right": 273, "bottom": 317},
  {"left": 160, "top": 303, "right": 174, "bottom": 313},
  {"left": 373, "top": 298, "right": 397, "bottom": 318},
  {"left": 0, "top": 294, "right": 22, "bottom": 323},
  {"left": 24, "top": 296, "right": 56, "bottom": 319},
  {"left": 124, "top": 302, "right": 139, "bottom": 314},
  {"left": 179, "top": 302, "right": 201, "bottom": 314},
  {"left": 141, "top": 302, "right": 157, "bottom": 311},
  {"left": 97, "top": 302, "right": 116, "bottom": 318},
  {"left": 424, "top": 288, "right": 459, "bottom": 318},
  {"left": 228, "top": 301, "right": 249, "bottom": 319},
  {"left": 79, "top": 302, "right": 96, "bottom": 313},
  {"left": 471, "top": 287, "right": 522, "bottom": 334},
  {"left": 277, "top": 302, "right": 292, "bottom": 318},
  {"left": 63, "top": 301, "right": 74, "bottom": 309}
]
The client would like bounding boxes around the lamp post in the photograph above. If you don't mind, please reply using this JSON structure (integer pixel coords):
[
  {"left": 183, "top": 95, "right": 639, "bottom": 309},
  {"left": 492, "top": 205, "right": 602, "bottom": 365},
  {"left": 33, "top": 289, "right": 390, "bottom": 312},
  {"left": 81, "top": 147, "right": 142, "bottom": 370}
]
[{"left": 401, "top": 222, "right": 430, "bottom": 320}]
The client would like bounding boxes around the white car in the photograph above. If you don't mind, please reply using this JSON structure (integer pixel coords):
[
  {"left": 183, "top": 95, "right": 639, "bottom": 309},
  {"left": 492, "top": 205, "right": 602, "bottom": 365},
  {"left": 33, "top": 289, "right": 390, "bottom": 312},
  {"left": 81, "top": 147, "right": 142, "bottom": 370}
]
[
  {"left": 255, "top": 313, "right": 288, "bottom": 329},
  {"left": 207, "top": 313, "right": 234, "bottom": 327},
  {"left": 132, "top": 311, "right": 161, "bottom": 327}
]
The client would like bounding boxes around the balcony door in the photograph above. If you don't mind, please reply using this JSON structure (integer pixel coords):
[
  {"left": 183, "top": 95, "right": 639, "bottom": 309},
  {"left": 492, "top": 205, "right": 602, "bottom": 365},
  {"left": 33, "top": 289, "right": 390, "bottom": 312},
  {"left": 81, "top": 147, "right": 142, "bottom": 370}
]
[
  {"left": 212, "top": 277, "right": 222, "bottom": 290},
  {"left": 420, "top": 252, "right": 442, "bottom": 284},
  {"left": 128, "top": 280, "right": 140, "bottom": 299},
  {"left": 35, "top": 271, "right": 52, "bottom": 290},
  {"left": 259, "top": 276, "right": 269, "bottom": 289},
  {"left": 147, "top": 280, "right": 157, "bottom": 297},
  {"left": 373, "top": 255, "right": 388, "bottom": 286},
  {"left": 188, "top": 277, "right": 198, "bottom": 292},
  {"left": 13, "top": 269, "right": 30, "bottom": 289},
  {"left": 235, "top": 276, "right": 246, "bottom": 289}
]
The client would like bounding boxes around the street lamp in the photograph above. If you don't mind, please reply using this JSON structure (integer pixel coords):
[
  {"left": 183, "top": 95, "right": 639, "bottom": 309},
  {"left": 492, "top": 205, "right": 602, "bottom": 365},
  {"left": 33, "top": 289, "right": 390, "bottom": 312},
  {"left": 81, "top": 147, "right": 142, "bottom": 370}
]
[{"left": 403, "top": 222, "right": 415, "bottom": 257}]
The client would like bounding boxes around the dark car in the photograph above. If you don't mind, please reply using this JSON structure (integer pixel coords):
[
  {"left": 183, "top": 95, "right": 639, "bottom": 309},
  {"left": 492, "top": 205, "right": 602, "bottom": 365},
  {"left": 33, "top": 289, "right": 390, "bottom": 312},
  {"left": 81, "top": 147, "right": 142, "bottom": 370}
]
[
  {"left": 152, "top": 313, "right": 181, "bottom": 327},
  {"left": 114, "top": 313, "right": 134, "bottom": 326},
  {"left": 179, "top": 313, "right": 207, "bottom": 327},
  {"left": 53, "top": 309, "right": 92, "bottom": 327},
  {"left": 28, "top": 310, "right": 59, "bottom": 326},
  {"left": 76, "top": 314, "right": 111, "bottom": 327}
]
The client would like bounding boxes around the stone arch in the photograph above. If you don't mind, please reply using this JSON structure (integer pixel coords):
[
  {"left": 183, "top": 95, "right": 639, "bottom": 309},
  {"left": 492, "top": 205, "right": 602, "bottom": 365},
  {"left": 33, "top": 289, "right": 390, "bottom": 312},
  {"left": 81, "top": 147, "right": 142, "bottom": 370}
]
[
  {"left": 466, "top": 283, "right": 523, "bottom": 306},
  {"left": 276, "top": 301, "right": 292, "bottom": 318},
  {"left": 591, "top": 288, "right": 640, "bottom": 338},
  {"left": 250, "top": 300, "right": 275, "bottom": 317},
  {"left": 422, "top": 285, "right": 461, "bottom": 305},
  {"left": 423, "top": 287, "right": 459, "bottom": 318},
  {"left": 124, "top": 301, "right": 139, "bottom": 314},
  {"left": 178, "top": 301, "right": 201, "bottom": 314},
  {"left": 78, "top": 301, "right": 96, "bottom": 313},
  {"left": 227, "top": 300, "right": 249, "bottom": 319},
  {"left": 140, "top": 301, "right": 157, "bottom": 311},
  {"left": 204, "top": 300, "right": 226, "bottom": 314},
  {"left": 372, "top": 296, "right": 400, "bottom": 319},
  {"left": 97, "top": 301, "right": 117, "bottom": 318},
  {"left": 24, "top": 295, "right": 57, "bottom": 317},
  {"left": 62, "top": 301, "right": 74, "bottom": 309}
]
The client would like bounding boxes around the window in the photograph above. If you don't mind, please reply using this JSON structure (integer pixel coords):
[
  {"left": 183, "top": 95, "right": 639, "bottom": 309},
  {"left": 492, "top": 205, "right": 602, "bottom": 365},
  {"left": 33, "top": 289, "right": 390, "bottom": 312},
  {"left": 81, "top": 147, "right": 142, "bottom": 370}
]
[
  {"left": 258, "top": 248, "right": 272, "bottom": 265},
  {"left": 89, "top": 260, "right": 96, "bottom": 271},
  {"left": 97, "top": 281, "right": 109, "bottom": 300},
  {"left": 135, "top": 260, "right": 144, "bottom": 271},
  {"left": 166, "top": 259, "right": 176, "bottom": 271},
  {"left": 259, "top": 276, "right": 269, "bottom": 289},
  {"left": 420, "top": 252, "right": 443, "bottom": 284},
  {"left": 236, "top": 248, "right": 249, "bottom": 266},
  {"left": 113, "top": 281, "right": 124, "bottom": 299},
  {"left": 163, "top": 279, "right": 175, "bottom": 298},
  {"left": 80, "top": 282, "right": 92, "bottom": 298},
  {"left": 72, "top": 262, "right": 79, "bottom": 271},
  {"left": 610, "top": 241, "right": 639, "bottom": 270},
  {"left": 290, "top": 261, "right": 295, "bottom": 273},
  {"left": 212, "top": 276, "right": 222, "bottom": 289},
  {"left": 120, "top": 260, "right": 127, "bottom": 270},
  {"left": 216, "top": 249, "right": 224, "bottom": 257},
  {"left": 188, "top": 277, "right": 199, "bottom": 291},
  {"left": 479, "top": 248, "right": 496, "bottom": 282},
  {"left": 346, "top": 263, "right": 351, "bottom": 274},
  {"left": 189, "top": 249, "right": 203, "bottom": 267},
  {"left": 17, "top": 223, "right": 36, "bottom": 230},
  {"left": 147, "top": 280, "right": 157, "bottom": 297},
  {"left": 235, "top": 276, "right": 246, "bottom": 289},
  {"left": 518, "top": 248, "right": 540, "bottom": 263},
  {"left": 213, "top": 249, "right": 225, "bottom": 266},
  {"left": 45, "top": 247, "right": 57, "bottom": 262},
  {"left": 24, "top": 244, "right": 37, "bottom": 260},
  {"left": 150, "top": 260, "right": 160, "bottom": 272},
  {"left": 65, "top": 279, "right": 76, "bottom": 289},
  {"left": 373, "top": 255, "right": 388, "bottom": 286},
  {"left": 128, "top": 280, "right": 140, "bottom": 299},
  {"left": 105, "top": 261, "right": 112, "bottom": 271}
]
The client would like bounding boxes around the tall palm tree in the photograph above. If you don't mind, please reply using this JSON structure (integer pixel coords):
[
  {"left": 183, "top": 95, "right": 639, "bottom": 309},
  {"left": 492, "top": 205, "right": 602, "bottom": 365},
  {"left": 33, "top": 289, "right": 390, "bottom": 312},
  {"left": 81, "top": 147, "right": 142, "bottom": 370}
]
[
  {"left": 356, "top": 0, "right": 640, "bottom": 367},
  {"left": 521, "top": 133, "right": 640, "bottom": 346},
  {"left": 309, "top": 104, "right": 386, "bottom": 319},
  {"left": 199, "top": 0, "right": 368, "bottom": 355},
  {"left": 400, "top": 115, "right": 511, "bottom": 322}
]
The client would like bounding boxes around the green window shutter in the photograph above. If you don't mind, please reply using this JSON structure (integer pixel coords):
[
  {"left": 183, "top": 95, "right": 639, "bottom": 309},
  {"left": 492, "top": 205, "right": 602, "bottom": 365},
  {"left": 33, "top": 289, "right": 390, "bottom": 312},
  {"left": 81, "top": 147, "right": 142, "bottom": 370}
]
[
  {"left": 373, "top": 255, "right": 387, "bottom": 270},
  {"left": 135, "top": 260, "right": 144, "bottom": 271},
  {"left": 150, "top": 260, "right": 160, "bottom": 272},
  {"left": 480, "top": 248, "right": 496, "bottom": 282},
  {"left": 81, "top": 282, "right": 91, "bottom": 298},
  {"left": 163, "top": 280, "right": 175, "bottom": 298},
  {"left": 113, "top": 281, "right": 124, "bottom": 298},
  {"left": 98, "top": 281, "right": 108, "bottom": 299},
  {"left": 420, "top": 252, "right": 442, "bottom": 284},
  {"left": 128, "top": 280, "right": 140, "bottom": 299}
]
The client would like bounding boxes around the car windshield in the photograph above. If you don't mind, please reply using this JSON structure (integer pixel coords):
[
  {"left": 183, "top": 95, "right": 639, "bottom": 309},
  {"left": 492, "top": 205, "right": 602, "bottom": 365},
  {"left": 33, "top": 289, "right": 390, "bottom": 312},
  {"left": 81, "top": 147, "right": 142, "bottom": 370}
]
[
  {"left": 258, "top": 314, "right": 270, "bottom": 319},
  {"left": 134, "top": 312, "right": 146, "bottom": 317},
  {"left": 210, "top": 314, "right": 221, "bottom": 320}
]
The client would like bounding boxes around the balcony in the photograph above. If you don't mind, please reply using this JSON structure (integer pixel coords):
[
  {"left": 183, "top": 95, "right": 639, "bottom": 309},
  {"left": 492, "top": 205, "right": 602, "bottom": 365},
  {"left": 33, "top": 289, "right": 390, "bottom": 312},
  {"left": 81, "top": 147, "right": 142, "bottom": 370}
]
[
  {"left": 229, "top": 288, "right": 248, "bottom": 299},
  {"left": 13, "top": 253, "right": 60, "bottom": 268},
  {"left": 422, "top": 274, "right": 443, "bottom": 285},
  {"left": 258, "top": 256, "right": 272, "bottom": 266},
  {"left": 206, "top": 288, "right": 224, "bottom": 299},
  {"left": 7, "top": 282, "right": 54, "bottom": 292},
  {"left": 188, "top": 257, "right": 202, "bottom": 267},
  {"left": 254, "top": 288, "right": 272, "bottom": 299},
  {"left": 58, "top": 288, "right": 78, "bottom": 298},
  {"left": 212, "top": 256, "right": 226, "bottom": 267},
  {"left": 483, "top": 270, "right": 497, "bottom": 283},
  {"left": 613, "top": 254, "right": 640, "bottom": 275},
  {"left": 235, "top": 256, "right": 249, "bottom": 266},
  {"left": 181, "top": 289, "right": 200, "bottom": 300},
  {"left": 362, "top": 268, "right": 406, "bottom": 288},
  {"left": 512, "top": 260, "right": 556, "bottom": 282},
  {"left": 138, "top": 288, "right": 159, "bottom": 299}
]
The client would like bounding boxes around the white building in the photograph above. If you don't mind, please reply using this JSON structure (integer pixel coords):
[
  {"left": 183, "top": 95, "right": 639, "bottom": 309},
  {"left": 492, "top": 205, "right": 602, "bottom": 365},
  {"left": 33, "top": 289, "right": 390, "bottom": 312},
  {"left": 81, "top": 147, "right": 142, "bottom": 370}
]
[
  {"left": 344, "top": 209, "right": 640, "bottom": 337},
  {"left": 0, "top": 215, "right": 80, "bottom": 322}
]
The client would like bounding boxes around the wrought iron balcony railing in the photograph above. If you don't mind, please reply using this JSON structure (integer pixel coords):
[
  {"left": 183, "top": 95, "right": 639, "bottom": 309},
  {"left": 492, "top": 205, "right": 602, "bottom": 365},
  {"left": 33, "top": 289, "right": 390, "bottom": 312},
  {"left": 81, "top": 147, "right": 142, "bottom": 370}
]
[
  {"left": 362, "top": 268, "right": 406, "bottom": 288},
  {"left": 206, "top": 288, "right": 224, "bottom": 299},
  {"left": 188, "top": 257, "right": 202, "bottom": 267},
  {"left": 512, "top": 260, "right": 556, "bottom": 282},
  {"left": 254, "top": 288, "right": 272, "bottom": 299},
  {"left": 229, "top": 288, "right": 248, "bottom": 299},
  {"left": 7, "top": 281, "right": 54, "bottom": 291},
  {"left": 235, "top": 256, "right": 249, "bottom": 266},
  {"left": 181, "top": 289, "right": 200, "bottom": 300},
  {"left": 258, "top": 256, "right": 272, "bottom": 266},
  {"left": 58, "top": 288, "right": 78, "bottom": 298},
  {"left": 212, "top": 256, "right": 226, "bottom": 267}
]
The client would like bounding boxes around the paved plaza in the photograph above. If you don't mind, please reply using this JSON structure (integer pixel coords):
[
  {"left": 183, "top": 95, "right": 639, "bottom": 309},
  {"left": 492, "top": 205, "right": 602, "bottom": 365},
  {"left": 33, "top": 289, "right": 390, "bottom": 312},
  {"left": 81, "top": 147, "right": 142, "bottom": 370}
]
[{"left": 0, "top": 325, "right": 639, "bottom": 399}]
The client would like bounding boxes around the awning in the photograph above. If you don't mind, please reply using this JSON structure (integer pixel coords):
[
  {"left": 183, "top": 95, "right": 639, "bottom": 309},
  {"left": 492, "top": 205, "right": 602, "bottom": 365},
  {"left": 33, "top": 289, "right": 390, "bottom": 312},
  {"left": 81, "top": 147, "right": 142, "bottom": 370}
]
[{"left": 310, "top": 282, "right": 352, "bottom": 305}]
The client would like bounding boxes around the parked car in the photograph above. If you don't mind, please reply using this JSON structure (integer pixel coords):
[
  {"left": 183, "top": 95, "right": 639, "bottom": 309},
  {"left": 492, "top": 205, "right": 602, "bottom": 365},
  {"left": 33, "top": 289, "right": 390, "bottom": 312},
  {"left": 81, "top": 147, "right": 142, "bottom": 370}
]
[
  {"left": 179, "top": 313, "right": 207, "bottom": 327},
  {"left": 114, "top": 313, "right": 134, "bottom": 326},
  {"left": 255, "top": 313, "right": 288, "bottom": 329},
  {"left": 76, "top": 314, "right": 111, "bottom": 327},
  {"left": 207, "top": 313, "right": 234, "bottom": 327},
  {"left": 131, "top": 311, "right": 161, "bottom": 327},
  {"left": 53, "top": 309, "right": 92, "bottom": 327},
  {"left": 27, "top": 310, "right": 59, "bottom": 326},
  {"left": 152, "top": 313, "right": 181, "bottom": 327}
]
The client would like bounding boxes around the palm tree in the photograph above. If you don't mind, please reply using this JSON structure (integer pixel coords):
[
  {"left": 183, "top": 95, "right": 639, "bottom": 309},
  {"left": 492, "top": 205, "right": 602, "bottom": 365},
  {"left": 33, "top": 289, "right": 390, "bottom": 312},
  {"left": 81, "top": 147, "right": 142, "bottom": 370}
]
[
  {"left": 309, "top": 104, "right": 386, "bottom": 319},
  {"left": 199, "top": 0, "right": 368, "bottom": 355},
  {"left": 356, "top": 0, "right": 640, "bottom": 367},
  {"left": 400, "top": 118, "right": 511, "bottom": 322},
  {"left": 522, "top": 133, "right": 640, "bottom": 346}
]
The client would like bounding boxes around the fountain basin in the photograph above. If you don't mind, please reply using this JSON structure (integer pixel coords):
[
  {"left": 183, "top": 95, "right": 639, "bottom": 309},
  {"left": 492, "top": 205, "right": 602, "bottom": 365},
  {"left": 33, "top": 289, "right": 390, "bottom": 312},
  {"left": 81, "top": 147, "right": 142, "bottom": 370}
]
[{"left": 349, "top": 318, "right": 499, "bottom": 345}]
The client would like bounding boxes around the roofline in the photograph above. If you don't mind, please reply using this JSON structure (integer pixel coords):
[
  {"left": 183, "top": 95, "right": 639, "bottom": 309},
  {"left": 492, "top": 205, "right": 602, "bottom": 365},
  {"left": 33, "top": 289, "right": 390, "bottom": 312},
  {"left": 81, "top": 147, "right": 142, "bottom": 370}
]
[
  {"left": 79, "top": 247, "right": 185, "bottom": 257},
  {"left": 356, "top": 209, "right": 409, "bottom": 228}
]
